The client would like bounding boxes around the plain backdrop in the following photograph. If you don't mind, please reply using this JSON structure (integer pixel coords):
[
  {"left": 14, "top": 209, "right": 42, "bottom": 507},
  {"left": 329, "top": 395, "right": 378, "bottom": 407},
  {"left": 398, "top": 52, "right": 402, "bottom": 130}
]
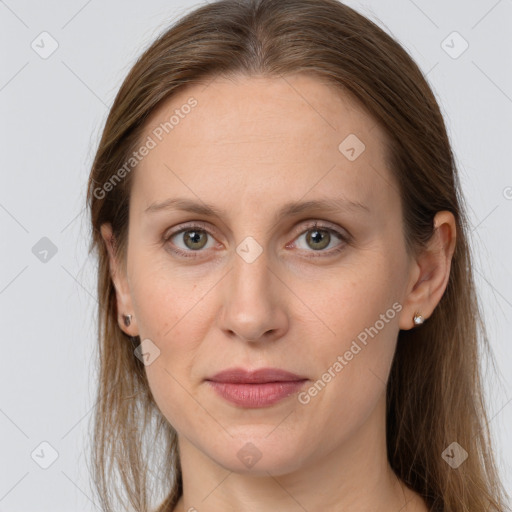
[{"left": 0, "top": 0, "right": 511, "bottom": 510}]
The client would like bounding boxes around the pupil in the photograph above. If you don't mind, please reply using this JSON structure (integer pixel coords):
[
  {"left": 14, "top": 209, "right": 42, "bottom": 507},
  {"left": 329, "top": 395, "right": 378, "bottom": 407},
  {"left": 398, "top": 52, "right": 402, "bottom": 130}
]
[
  {"left": 308, "top": 228, "right": 329, "bottom": 250},
  {"left": 186, "top": 231, "right": 203, "bottom": 248}
]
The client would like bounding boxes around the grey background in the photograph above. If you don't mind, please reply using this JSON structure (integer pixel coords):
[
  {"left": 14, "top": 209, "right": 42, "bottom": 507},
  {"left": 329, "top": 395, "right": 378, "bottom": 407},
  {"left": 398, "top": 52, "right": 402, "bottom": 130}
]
[{"left": 0, "top": 0, "right": 511, "bottom": 510}]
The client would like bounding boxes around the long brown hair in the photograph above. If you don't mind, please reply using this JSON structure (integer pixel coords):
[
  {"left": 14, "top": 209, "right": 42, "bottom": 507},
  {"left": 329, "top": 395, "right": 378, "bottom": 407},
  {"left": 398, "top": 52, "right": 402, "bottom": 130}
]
[{"left": 86, "top": 1, "right": 510, "bottom": 510}]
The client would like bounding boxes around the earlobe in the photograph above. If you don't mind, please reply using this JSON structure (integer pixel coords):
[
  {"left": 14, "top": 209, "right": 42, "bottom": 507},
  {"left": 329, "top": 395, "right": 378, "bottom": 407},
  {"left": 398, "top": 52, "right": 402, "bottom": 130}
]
[
  {"left": 399, "top": 211, "right": 456, "bottom": 330},
  {"left": 99, "top": 223, "right": 139, "bottom": 337}
]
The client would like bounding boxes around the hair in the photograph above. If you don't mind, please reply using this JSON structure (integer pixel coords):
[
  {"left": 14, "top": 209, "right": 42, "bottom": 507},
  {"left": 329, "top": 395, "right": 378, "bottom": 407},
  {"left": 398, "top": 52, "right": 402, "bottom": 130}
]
[{"left": 85, "top": 0, "right": 510, "bottom": 511}]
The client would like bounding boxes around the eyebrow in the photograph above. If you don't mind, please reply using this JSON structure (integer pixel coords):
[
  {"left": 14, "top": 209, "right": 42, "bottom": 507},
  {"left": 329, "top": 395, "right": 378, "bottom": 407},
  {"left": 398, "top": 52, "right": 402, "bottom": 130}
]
[{"left": 144, "top": 196, "right": 370, "bottom": 220}]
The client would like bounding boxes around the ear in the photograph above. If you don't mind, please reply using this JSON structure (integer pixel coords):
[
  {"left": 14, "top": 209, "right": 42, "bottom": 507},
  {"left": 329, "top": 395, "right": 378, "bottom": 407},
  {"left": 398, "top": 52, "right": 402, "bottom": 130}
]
[
  {"left": 399, "top": 211, "right": 457, "bottom": 330},
  {"left": 100, "top": 222, "right": 139, "bottom": 337}
]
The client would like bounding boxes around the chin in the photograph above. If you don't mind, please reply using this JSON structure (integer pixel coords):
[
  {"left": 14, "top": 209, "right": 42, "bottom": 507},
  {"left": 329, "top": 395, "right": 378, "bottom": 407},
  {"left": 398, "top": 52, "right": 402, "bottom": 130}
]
[{"left": 205, "top": 434, "right": 311, "bottom": 476}]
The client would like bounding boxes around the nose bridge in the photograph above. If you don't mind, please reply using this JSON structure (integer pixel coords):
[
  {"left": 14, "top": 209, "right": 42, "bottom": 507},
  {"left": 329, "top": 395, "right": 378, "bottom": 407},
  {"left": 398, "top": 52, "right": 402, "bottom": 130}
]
[
  {"left": 228, "top": 200, "right": 272, "bottom": 289},
  {"left": 220, "top": 235, "right": 282, "bottom": 340},
  {"left": 230, "top": 236, "right": 272, "bottom": 307}
]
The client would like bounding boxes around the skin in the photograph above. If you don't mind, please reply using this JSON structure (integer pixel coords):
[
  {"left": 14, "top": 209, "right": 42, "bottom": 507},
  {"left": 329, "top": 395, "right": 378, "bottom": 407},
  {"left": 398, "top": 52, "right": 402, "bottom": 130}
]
[{"left": 101, "top": 73, "right": 456, "bottom": 512}]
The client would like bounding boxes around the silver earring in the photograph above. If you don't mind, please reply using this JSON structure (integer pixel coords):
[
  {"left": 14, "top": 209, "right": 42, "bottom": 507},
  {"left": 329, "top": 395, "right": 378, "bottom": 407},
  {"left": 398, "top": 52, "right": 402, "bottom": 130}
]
[
  {"left": 413, "top": 312, "right": 424, "bottom": 325},
  {"left": 123, "top": 314, "right": 132, "bottom": 327}
]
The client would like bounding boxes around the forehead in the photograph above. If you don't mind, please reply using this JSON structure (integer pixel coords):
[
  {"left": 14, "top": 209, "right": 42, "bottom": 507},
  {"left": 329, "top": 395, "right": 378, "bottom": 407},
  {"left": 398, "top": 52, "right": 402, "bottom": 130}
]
[{"left": 131, "top": 73, "right": 396, "bottom": 216}]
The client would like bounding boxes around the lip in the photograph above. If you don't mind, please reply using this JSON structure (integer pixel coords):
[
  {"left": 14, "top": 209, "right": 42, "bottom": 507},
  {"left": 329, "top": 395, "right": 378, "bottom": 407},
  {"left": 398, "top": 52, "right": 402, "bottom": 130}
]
[
  {"left": 207, "top": 367, "right": 307, "bottom": 383},
  {"left": 205, "top": 367, "right": 308, "bottom": 408}
]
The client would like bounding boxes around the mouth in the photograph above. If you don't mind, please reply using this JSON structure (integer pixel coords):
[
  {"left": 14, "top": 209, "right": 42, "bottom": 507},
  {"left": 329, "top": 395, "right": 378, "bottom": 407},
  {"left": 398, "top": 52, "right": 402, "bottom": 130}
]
[{"left": 205, "top": 367, "right": 308, "bottom": 408}]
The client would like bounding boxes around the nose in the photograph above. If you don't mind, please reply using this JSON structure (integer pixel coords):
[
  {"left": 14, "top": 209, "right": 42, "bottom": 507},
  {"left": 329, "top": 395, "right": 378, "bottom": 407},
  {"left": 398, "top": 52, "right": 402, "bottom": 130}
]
[{"left": 218, "top": 246, "right": 288, "bottom": 344}]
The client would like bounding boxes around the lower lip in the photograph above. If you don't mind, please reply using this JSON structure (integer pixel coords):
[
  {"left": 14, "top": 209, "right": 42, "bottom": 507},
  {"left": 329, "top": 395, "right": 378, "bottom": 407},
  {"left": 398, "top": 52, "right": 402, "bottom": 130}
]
[{"left": 206, "top": 380, "right": 308, "bottom": 408}]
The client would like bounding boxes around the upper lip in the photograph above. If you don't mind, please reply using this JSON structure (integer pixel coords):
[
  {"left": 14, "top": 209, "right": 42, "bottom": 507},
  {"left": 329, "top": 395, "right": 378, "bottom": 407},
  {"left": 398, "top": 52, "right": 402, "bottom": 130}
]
[{"left": 206, "top": 367, "right": 307, "bottom": 384}]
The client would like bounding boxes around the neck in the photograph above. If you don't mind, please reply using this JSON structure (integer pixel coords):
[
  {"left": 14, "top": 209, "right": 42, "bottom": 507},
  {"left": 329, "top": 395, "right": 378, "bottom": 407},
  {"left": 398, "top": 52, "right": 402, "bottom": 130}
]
[{"left": 173, "top": 394, "right": 418, "bottom": 512}]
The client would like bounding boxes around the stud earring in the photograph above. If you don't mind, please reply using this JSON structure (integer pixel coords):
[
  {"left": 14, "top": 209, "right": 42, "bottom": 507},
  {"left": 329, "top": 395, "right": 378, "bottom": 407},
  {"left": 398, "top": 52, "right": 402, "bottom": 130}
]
[
  {"left": 413, "top": 312, "right": 424, "bottom": 326},
  {"left": 123, "top": 314, "right": 132, "bottom": 327}
]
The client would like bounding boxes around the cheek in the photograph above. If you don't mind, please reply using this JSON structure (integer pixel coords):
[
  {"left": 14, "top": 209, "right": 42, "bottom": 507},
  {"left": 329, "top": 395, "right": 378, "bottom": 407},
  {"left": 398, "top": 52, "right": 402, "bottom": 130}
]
[
  {"left": 297, "top": 253, "right": 402, "bottom": 408},
  {"left": 298, "top": 301, "right": 399, "bottom": 447},
  {"left": 305, "top": 252, "right": 402, "bottom": 350},
  {"left": 135, "top": 272, "right": 210, "bottom": 431},
  {"left": 129, "top": 255, "right": 203, "bottom": 341},
  {"left": 145, "top": 362, "right": 212, "bottom": 439}
]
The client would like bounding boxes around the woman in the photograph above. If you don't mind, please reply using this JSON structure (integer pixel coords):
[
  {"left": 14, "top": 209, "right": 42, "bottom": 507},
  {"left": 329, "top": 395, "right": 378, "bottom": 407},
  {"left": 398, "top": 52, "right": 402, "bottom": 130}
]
[{"left": 86, "top": 0, "right": 509, "bottom": 511}]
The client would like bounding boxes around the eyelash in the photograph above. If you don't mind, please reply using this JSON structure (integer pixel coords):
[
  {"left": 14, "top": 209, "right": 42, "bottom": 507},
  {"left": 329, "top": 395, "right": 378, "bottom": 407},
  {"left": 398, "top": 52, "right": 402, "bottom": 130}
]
[{"left": 163, "top": 221, "right": 350, "bottom": 259}]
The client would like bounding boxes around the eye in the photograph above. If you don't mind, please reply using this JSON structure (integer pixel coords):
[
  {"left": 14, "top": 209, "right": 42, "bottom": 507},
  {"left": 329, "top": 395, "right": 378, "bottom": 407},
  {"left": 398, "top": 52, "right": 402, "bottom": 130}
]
[
  {"left": 164, "top": 222, "right": 218, "bottom": 258},
  {"left": 163, "top": 221, "right": 349, "bottom": 259},
  {"left": 290, "top": 221, "right": 348, "bottom": 257}
]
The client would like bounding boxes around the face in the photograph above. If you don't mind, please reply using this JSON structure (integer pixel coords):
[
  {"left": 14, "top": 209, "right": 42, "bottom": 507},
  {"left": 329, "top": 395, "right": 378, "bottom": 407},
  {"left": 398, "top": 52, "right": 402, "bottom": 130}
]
[{"left": 103, "top": 73, "right": 422, "bottom": 475}]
